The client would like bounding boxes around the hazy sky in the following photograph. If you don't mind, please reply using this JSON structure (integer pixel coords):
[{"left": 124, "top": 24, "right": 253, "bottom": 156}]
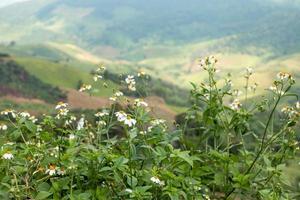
[{"left": 0, "top": 0, "right": 30, "bottom": 8}]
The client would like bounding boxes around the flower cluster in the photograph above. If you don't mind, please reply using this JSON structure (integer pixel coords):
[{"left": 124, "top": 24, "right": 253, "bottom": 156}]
[
  {"left": 1, "top": 109, "right": 17, "bottom": 118},
  {"left": 55, "top": 102, "right": 69, "bottom": 119},
  {"left": 79, "top": 84, "right": 92, "bottom": 92},
  {"left": 115, "top": 111, "right": 136, "bottom": 127},
  {"left": 230, "top": 99, "right": 242, "bottom": 110},
  {"left": 109, "top": 91, "right": 124, "bottom": 102},
  {"left": 0, "top": 123, "right": 7, "bottom": 131},
  {"left": 199, "top": 56, "right": 218, "bottom": 72},
  {"left": 134, "top": 99, "right": 148, "bottom": 107},
  {"left": 150, "top": 176, "right": 165, "bottom": 186},
  {"left": 93, "top": 65, "right": 106, "bottom": 82},
  {"left": 2, "top": 152, "right": 13, "bottom": 160},
  {"left": 125, "top": 75, "right": 136, "bottom": 91}
]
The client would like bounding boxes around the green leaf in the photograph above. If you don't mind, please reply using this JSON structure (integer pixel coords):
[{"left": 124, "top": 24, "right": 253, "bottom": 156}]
[{"left": 35, "top": 191, "right": 52, "bottom": 200}]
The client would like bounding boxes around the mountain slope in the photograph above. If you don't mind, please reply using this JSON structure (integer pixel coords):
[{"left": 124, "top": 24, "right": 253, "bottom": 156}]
[
  {"left": 0, "top": 54, "right": 66, "bottom": 103},
  {"left": 0, "top": 0, "right": 300, "bottom": 55}
]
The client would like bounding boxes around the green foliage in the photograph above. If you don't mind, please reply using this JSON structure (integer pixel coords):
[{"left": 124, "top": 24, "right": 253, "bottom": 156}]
[
  {"left": 0, "top": 58, "right": 299, "bottom": 199},
  {"left": 103, "top": 71, "right": 190, "bottom": 107}
]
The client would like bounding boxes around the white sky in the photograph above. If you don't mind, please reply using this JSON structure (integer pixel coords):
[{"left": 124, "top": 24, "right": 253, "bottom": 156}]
[{"left": 0, "top": 0, "right": 30, "bottom": 8}]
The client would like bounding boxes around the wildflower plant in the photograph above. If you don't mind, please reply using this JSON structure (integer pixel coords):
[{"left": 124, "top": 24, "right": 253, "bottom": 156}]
[{"left": 0, "top": 57, "right": 299, "bottom": 200}]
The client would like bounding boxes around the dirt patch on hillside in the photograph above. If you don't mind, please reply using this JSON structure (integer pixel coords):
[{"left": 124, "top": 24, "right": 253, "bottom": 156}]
[
  {"left": 0, "top": 95, "right": 47, "bottom": 105},
  {"left": 66, "top": 89, "right": 177, "bottom": 121},
  {"left": 66, "top": 89, "right": 111, "bottom": 109}
]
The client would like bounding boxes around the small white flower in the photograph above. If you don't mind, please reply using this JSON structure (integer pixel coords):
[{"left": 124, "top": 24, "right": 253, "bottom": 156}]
[
  {"left": 93, "top": 75, "right": 103, "bottom": 82},
  {"left": 55, "top": 102, "right": 68, "bottom": 110},
  {"left": 57, "top": 168, "right": 66, "bottom": 176},
  {"left": 96, "top": 65, "right": 106, "bottom": 72},
  {"left": 56, "top": 108, "right": 69, "bottom": 119},
  {"left": 95, "top": 110, "right": 109, "bottom": 117},
  {"left": 138, "top": 71, "right": 146, "bottom": 77},
  {"left": 115, "top": 111, "right": 127, "bottom": 122},
  {"left": 134, "top": 99, "right": 148, "bottom": 107},
  {"left": 125, "top": 75, "right": 136, "bottom": 91},
  {"left": 2, "top": 152, "right": 13, "bottom": 160},
  {"left": 115, "top": 91, "right": 124, "bottom": 97},
  {"left": 296, "top": 102, "right": 300, "bottom": 109},
  {"left": 97, "top": 120, "right": 107, "bottom": 126},
  {"left": 29, "top": 116, "right": 38, "bottom": 123},
  {"left": 77, "top": 117, "right": 85, "bottom": 130},
  {"left": 230, "top": 99, "right": 242, "bottom": 110},
  {"left": 79, "top": 84, "right": 92, "bottom": 92},
  {"left": 69, "top": 134, "right": 76, "bottom": 140},
  {"left": 1, "top": 109, "right": 16, "bottom": 118},
  {"left": 46, "top": 165, "right": 56, "bottom": 176},
  {"left": 124, "top": 117, "right": 136, "bottom": 127},
  {"left": 0, "top": 124, "right": 7, "bottom": 131},
  {"left": 151, "top": 119, "right": 166, "bottom": 126},
  {"left": 277, "top": 72, "right": 292, "bottom": 80},
  {"left": 128, "top": 84, "right": 136, "bottom": 91},
  {"left": 125, "top": 189, "right": 133, "bottom": 193},
  {"left": 109, "top": 97, "right": 117, "bottom": 102},
  {"left": 19, "top": 112, "right": 30, "bottom": 118},
  {"left": 150, "top": 176, "right": 165, "bottom": 186}
]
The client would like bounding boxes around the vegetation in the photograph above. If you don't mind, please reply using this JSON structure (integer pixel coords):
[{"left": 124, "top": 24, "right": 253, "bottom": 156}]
[
  {"left": 0, "top": 58, "right": 299, "bottom": 199},
  {"left": 102, "top": 71, "right": 189, "bottom": 107},
  {"left": 0, "top": 56, "right": 66, "bottom": 104}
]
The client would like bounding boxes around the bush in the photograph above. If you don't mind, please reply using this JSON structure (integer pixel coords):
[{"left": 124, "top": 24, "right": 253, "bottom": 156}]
[{"left": 0, "top": 57, "right": 299, "bottom": 199}]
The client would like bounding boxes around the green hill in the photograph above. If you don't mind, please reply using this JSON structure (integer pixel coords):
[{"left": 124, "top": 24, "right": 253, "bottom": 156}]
[{"left": 0, "top": 54, "right": 66, "bottom": 103}]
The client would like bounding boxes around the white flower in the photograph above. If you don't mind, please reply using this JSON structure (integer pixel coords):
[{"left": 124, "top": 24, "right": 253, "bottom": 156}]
[
  {"left": 134, "top": 99, "right": 148, "bottom": 107},
  {"left": 115, "top": 111, "right": 136, "bottom": 127},
  {"left": 230, "top": 99, "right": 242, "bottom": 110},
  {"left": 79, "top": 84, "right": 92, "bottom": 92},
  {"left": 125, "top": 75, "right": 135, "bottom": 84},
  {"left": 150, "top": 176, "right": 165, "bottom": 186},
  {"left": 93, "top": 75, "right": 103, "bottom": 82},
  {"left": 109, "top": 91, "right": 124, "bottom": 102},
  {"left": 296, "top": 102, "right": 300, "bottom": 109},
  {"left": 128, "top": 84, "right": 136, "bottom": 91},
  {"left": 115, "top": 111, "right": 127, "bottom": 122},
  {"left": 55, "top": 102, "right": 68, "bottom": 110},
  {"left": 96, "top": 65, "right": 106, "bottom": 72},
  {"left": 277, "top": 72, "right": 292, "bottom": 80},
  {"left": 1, "top": 109, "right": 16, "bottom": 118},
  {"left": 77, "top": 117, "right": 85, "bottom": 130},
  {"left": 246, "top": 67, "right": 253, "bottom": 75},
  {"left": 244, "top": 67, "right": 254, "bottom": 78},
  {"left": 46, "top": 165, "right": 57, "bottom": 176},
  {"left": 2, "top": 152, "right": 13, "bottom": 160},
  {"left": 138, "top": 71, "right": 146, "bottom": 77},
  {"left": 29, "top": 116, "right": 38, "bottom": 123},
  {"left": 115, "top": 91, "right": 123, "bottom": 97},
  {"left": 97, "top": 120, "right": 107, "bottom": 126},
  {"left": 69, "top": 134, "right": 76, "bottom": 140},
  {"left": 124, "top": 117, "right": 136, "bottom": 127},
  {"left": 0, "top": 124, "right": 7, "bottom": 131},
  {"left": 95, "top": 110, "right": 109, "bottom": 117},
  {"left": 269, "top": 85, "right": 284, "bottom": 95},
  {"left": 56, "top": 108, "right": 69, "bottom": 119},
  {"left": 19, "top": 112, "right": 30, "bottom": 118},
  {"left": 125, "top": 75, "right": 136, "bottom": 91},
  {"left": 151, "top": 119, "right": 166, "bottom": 126},
  {"left": 125, "top": 189, "right": 133, "bottom": 193},
  {"left": 109, "top": 97, "right": 117, "bottom": 102},
  {"left": 57, "top": 168, "right": 66, "bottom": 176},
  {"left": 65, "top": 116, "right": 77, "bottom": 126}
]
